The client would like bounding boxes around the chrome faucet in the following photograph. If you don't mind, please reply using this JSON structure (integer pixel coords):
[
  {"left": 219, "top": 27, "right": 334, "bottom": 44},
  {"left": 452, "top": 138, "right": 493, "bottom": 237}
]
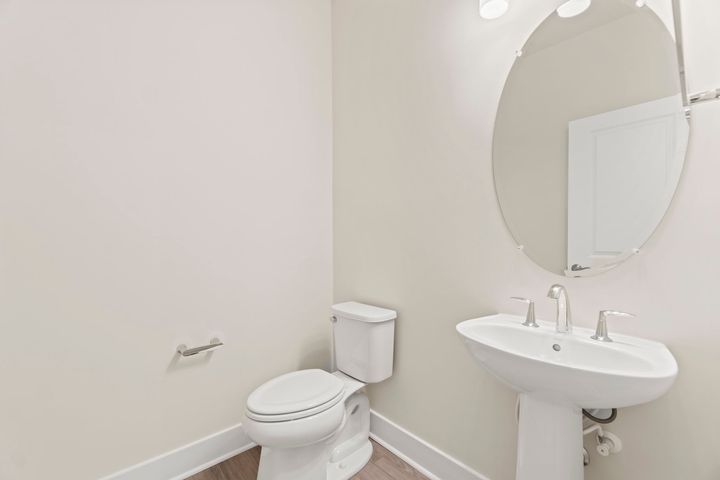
[{"left": 547, "top": 284, "right": 572, "bottom": 333}]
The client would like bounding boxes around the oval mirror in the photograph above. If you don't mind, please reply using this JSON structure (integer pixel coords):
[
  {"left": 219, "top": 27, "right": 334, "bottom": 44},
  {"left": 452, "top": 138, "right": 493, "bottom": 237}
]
[{"left": 493, "top": 0, "right": 689, "bottom": 277}]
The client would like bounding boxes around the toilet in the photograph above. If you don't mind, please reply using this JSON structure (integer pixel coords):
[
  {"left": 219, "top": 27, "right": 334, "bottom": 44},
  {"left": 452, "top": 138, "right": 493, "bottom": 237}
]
[{"left": 243, "top": 301, "right": 397, "bottom": 480}]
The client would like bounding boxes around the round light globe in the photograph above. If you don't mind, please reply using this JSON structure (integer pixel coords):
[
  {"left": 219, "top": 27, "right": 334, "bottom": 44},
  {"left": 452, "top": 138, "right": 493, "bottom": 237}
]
[
  {"left": 480, "top": 0, "right": 509, "bottom": 20},
  {"left": 556, "top": 0, "right": 592, "bottom": 18}
]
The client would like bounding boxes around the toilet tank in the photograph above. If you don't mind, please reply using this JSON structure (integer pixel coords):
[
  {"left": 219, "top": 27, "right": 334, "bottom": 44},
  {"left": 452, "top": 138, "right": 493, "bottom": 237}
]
[{"left": 331, "top": 302, "right": 396, "bottom": 383}]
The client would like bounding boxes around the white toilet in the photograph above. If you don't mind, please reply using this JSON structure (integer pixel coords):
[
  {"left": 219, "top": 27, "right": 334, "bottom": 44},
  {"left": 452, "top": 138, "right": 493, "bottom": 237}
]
[{"left": 243, "top": 301, "right": 396, "bottom": 480}]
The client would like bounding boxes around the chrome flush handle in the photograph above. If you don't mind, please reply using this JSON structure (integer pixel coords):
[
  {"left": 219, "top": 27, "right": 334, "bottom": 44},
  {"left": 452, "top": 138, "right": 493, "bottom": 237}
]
[
  {"left": 511, "top": 297, "right": 539, "bottom": 328},
  {"left": 591, "top": 310, "right": 636, "bottom": 342}
]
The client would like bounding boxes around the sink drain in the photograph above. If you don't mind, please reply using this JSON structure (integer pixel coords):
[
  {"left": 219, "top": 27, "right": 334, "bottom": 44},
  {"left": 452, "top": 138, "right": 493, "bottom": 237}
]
[{"left": 552, "top": 344, "right": 561, "bottom": 352}]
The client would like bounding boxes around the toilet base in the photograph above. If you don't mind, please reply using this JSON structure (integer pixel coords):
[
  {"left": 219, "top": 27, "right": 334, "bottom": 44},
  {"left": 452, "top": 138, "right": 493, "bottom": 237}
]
[
  {"left": 257, "top": 435, "right": 372, "bottom": 480},
  {"left": 327, "top": 439, "right": 372, "bottom": 480}
]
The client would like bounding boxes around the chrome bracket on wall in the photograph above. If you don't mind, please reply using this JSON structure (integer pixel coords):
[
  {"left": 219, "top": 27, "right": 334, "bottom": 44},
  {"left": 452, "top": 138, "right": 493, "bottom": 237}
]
[
  {"left": 689, "top": 88, "right": 720, "bottom": 105},
  {"left": 672, "top": 0, "right": 720, "bottom": 117}
]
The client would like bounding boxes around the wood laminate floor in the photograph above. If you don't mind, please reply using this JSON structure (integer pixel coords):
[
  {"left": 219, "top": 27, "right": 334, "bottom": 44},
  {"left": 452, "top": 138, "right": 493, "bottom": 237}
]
[{"left": 188, "top": 440, "right": 429, "bottom": 480}]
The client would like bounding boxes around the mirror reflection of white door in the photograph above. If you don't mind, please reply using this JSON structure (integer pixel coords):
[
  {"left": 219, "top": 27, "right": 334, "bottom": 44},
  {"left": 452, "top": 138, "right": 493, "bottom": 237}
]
[{"left": 567, "top": 95, "right": 688, "bottom": 273}]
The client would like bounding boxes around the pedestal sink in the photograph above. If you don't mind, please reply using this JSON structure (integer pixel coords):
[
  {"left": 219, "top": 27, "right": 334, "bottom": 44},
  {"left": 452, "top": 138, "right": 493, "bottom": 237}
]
[{"left": 457, "top": 314, "right": 677, "bottom": 480}]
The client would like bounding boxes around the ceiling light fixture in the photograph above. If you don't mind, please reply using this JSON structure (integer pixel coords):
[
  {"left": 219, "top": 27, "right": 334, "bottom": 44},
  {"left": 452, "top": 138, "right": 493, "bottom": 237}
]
[
  {"left": 479, "top": 0, "right": 509, "bottom": 20},
  {"left": 556, "top": 0, "right": 592, "bottom": 18}
]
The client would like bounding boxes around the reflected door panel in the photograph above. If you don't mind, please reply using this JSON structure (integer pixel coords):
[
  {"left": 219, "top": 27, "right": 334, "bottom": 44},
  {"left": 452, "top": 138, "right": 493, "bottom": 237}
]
[{"left": 567, "top": 95, "right": 688, "bottom": 271}]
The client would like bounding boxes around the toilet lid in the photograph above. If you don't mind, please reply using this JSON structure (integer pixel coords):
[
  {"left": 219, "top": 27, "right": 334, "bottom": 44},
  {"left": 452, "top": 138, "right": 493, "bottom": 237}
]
[{"left": 246, "top": 369, "right": 344, "bottom": 418}]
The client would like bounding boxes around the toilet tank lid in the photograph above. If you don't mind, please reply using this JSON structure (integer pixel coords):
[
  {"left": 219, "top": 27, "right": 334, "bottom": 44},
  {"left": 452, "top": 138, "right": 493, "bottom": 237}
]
[{"left": 331, "top": 301, "right": 397, "bottom": 323}]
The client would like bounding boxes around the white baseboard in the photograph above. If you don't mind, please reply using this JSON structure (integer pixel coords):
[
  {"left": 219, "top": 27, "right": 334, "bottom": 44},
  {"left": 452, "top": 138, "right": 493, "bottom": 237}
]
[
  {"left": 99, "top": 423, "right": 255, "bottom": 480},
  {"left": 100, "top": 411, "right": 490, "bottom": 480},
  {"left": 370, "top": 410, "right": 491, "bottom": 480}
]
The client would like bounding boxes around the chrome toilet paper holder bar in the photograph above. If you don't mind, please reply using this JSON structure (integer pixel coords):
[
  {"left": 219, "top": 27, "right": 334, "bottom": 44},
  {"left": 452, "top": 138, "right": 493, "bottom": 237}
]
[{"left": 177, "top": 339, "right": 224, "bottom": 357}]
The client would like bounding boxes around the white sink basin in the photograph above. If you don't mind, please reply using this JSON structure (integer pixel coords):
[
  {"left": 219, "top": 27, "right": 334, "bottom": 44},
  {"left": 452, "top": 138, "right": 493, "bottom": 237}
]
[
  {"left": 456, "top": 314, "right": 677, "bottom": 408},
  {"left": 457, "top": 313, "right": 678, "bottom": 480}
]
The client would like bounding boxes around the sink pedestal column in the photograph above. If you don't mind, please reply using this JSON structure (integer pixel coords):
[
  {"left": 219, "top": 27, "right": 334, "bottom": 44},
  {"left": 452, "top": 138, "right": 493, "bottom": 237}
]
[{"left": 516, "top": 394, "right": 584, "bottom": 480}]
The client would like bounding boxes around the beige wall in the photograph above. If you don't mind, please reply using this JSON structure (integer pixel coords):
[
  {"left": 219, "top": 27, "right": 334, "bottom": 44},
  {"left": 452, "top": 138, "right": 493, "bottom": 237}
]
[
  {"left": 333, "top": 0, "right": 720, "bottom": 479},
  {"left": 0, "top": 1, "right": 332, "bottom": 479},
  {"left": 494, "top": 11, "right": 680, "bottom": 274}
]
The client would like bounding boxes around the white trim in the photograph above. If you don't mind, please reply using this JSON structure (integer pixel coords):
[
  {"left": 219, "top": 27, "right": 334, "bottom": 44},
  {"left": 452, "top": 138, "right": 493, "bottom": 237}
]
[
  {"left": 99, "top": 411, "right": 491, "bottom": 480},
  {"left": 99, "top": 423, "right": 255, "bottom": 480},
  {"left": 369, "top": 410, "right": 491, "bottom": 480}
]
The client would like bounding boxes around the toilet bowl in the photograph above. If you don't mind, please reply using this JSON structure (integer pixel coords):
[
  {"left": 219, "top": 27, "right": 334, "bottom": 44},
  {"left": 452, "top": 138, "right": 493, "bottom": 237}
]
[
  {"left": 244, "top": 370, "right": 370, "bottom": 480},
  {"left": 243, "top": 302, "right": 396, "bottom": 480}
]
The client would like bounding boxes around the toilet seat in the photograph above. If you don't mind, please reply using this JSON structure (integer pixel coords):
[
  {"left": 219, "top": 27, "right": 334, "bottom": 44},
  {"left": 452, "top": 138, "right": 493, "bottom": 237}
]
[
  {"left": 246, "top": 369, "right": 345, "bottom": 423},
  {"left": 243, "top": 371, "right": 367, "bottom": 451}
]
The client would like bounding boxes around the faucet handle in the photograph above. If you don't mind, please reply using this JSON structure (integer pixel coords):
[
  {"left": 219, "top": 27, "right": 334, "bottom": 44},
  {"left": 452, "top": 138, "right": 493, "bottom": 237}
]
[
  {"left": 511, "top": 297, "right": 539, "bottom": 328},
  {"left": 511, "top": 296, "right": 532, "bottom": 304},
  {"left": 591, "top": 310, "right": 635, "bottom": 342}
]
